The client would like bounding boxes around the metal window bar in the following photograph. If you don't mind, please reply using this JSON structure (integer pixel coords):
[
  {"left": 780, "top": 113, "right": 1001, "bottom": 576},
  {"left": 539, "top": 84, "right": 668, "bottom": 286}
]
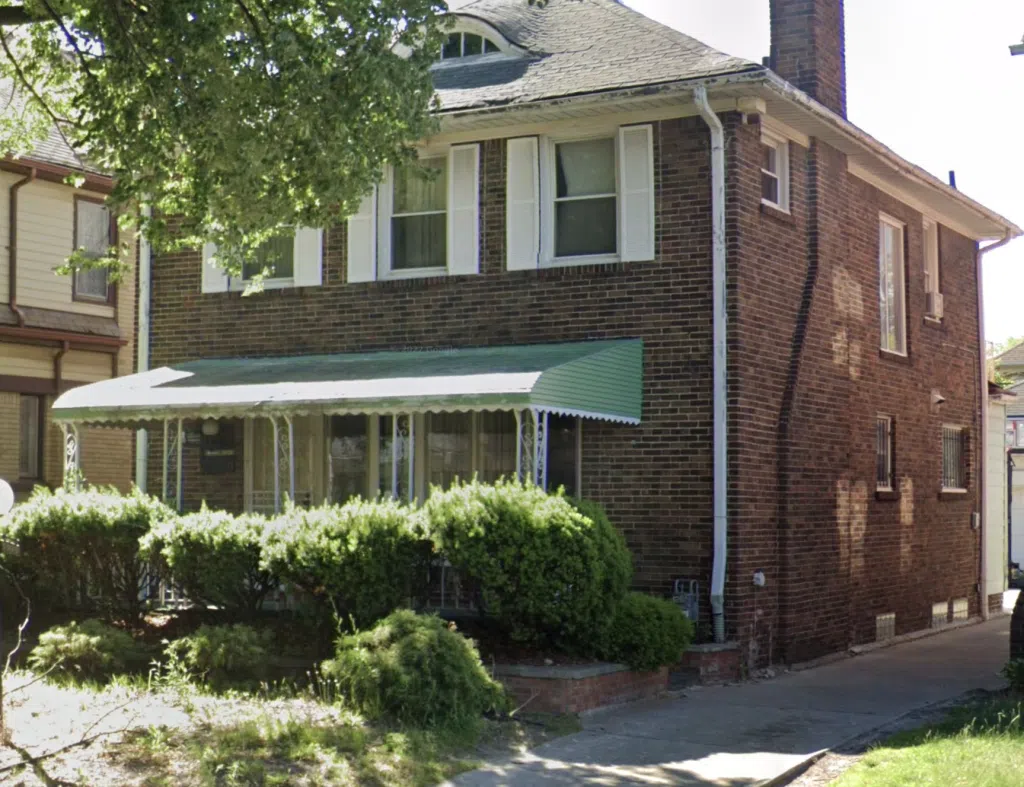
[
  {"left": 942, "top": 426, "right": 966, "bottom": 490},
  {"left": 876, "top": 416, "right": 893, "bottom": 490}
]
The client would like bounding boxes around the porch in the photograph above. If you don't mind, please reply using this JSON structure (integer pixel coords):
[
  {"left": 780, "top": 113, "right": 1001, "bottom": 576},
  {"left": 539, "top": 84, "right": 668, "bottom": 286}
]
[{"left": 50, "top": 340, "right": 643, "bottom": 512}]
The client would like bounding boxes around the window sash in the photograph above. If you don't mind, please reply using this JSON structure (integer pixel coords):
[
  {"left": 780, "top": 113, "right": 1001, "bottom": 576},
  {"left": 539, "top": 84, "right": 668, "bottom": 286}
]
[
  {"left": 923, "top": 219, "right": 940, "bottom": 296},
  {"left": 879, "top": 218, "right": 906, "bottom": 354},
  {"left": 552, "top": 137, "right": 618, "bottom": 259},
  {"left": 19, "top": 395, "right": 41, "bottom": 479},
  {"left": 74, "top": 267, "right": 110, "bottom": 300},
  {"left": 242, "top": 234, "right": 295, "bottom": 281},
  {"left": 760, "top": 135, "right": 788, "bottom": 210},
  {"left": 876, "top": 416, "right": 893, "bottom": 490},
  {"left": 942, "top": 426, "right": 967, "bottom": 490}
]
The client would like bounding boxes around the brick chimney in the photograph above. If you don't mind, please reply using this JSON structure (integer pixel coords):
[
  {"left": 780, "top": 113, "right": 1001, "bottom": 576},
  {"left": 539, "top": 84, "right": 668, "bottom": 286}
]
[{"left": 769, "top": 0, "right": 847, "bottom": 118}]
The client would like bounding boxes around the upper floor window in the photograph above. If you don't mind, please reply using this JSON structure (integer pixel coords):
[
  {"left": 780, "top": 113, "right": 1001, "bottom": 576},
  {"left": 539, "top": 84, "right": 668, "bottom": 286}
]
[
  {"left": 243, "top": 234, "right": 295, "bottom": 282},
  {"left": 761, "top": 131, "right": 790, "bottom": 212},
  {"left": 879, "top": 215, "right": 907, "bottom": 355},
  {"left": 391, "top": 157, "right": 447, "bottom": 272},
  {"left": 876, "top": 415, "right": 894, "bottom": 491},
  {"left": 554, "top": 137, "right": 617, "bottom": 259},
  {"left": 923, "top": 218, "right": 943, "bottom": 319},
  {"left": 942, "top": 425, "right": 968, "bottom": 492},
  {"left": 441, "top": 31, "right": 500, "bottom": 60},
  {"left": 73, "top": 197, "right": 114, "bottom": 303}
]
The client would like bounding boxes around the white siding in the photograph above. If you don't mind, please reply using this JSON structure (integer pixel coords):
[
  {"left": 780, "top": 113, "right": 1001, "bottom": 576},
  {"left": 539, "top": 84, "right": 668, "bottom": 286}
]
[
  {"left": 15, "top": 180, "right": 114, "bottom": 318},
  {"left": 986, "top": 400, "right": 1008, "bottom": 597}
]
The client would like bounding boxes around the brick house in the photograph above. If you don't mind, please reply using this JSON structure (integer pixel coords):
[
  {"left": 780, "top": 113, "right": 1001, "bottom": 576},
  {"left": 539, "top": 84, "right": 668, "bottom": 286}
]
[
  {"left": 0, "top": 116, "right": 136, "bottom": 501},
  {"left": 53, "top": 0, "right": 1020, "bottom": 663}
]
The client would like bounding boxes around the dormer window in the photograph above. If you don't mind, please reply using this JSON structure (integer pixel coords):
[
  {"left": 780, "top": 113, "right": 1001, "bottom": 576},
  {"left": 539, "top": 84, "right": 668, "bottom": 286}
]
[{"left": 441, "top": 31, "right": 500, "bottom": 60}]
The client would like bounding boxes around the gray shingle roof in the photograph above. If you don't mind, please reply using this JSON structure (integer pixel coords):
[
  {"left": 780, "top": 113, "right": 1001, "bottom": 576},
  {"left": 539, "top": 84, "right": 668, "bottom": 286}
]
[
  {"left": 995, "top": 341, "right": 1024, "bottom": 367},
  {"left": 435, "top": 0, "right": 761, "bottom": 112}
]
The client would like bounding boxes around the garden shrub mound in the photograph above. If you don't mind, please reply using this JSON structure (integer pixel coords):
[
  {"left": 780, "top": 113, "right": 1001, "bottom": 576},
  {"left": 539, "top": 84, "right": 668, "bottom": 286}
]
[
  {"left": 165, "top": 623, "right": 272, "bottom": 690},
  {"left": 141, "top": 507, "right": 277, "bottom": 613},
  {"left": 605, "top": 592, "right": 694, "bottom": 672},
  {"left": 321, "top": 610, "right": 506, "bottom": 728},
  {"left": 423, "top": 479, "right": 633, "bottom": 652},
  {"left": 28, "top": 619, "right": 150, "bottom": 683},
  {"left": 261, "top": 498, "right": 429, "bottom": 629},
  {"left": 0, "top": 486, "right": 173, "bottom": 619}
]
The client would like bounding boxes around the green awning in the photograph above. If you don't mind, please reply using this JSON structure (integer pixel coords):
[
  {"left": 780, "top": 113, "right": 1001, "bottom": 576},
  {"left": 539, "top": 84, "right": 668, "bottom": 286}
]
[{"left": 52, "top": 340, "right": 643, "bottom": 425}]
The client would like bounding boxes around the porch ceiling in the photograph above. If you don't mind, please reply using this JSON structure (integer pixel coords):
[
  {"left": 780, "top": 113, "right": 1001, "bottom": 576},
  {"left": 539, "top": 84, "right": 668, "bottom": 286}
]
[{"left": 51, "top": 340, "right": 644, "bottom": 426}]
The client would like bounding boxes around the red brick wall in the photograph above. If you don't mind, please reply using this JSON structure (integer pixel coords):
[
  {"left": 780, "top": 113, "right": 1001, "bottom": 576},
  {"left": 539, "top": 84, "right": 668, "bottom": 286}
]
[
  {"left": 145, "top": 114, "right": 982, "bottom": 663},
  {"left": 728, "top": 115, "right": 981, "bottom": 664},
  {"left": 499, "top": 667, "right": 668, "bottom": 714},
  {"left": 770, "top": 0, "right": 847, "bottom": 117}
]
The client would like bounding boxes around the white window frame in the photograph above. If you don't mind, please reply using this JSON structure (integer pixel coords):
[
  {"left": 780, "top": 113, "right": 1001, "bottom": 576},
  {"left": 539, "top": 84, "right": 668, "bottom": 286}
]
[
  {"left": 541, "top": 132, "right": 620, "bottom": 268},
  {"left": 923, "top": 218, "right": 939, "bottom": 295},
  {"left": 760, "top": 130, "right": 790, "bottom": 213},
  {"left": 879, "top": 214, "right": 907, "bottom": 356},
  {"left": 378, "top": 153, "right": 450, "bottom": 280},
  {"left": 876, "top": 415, "right": 894, "bottom": 492},
  {"left": 238, "top": 233, "right": 296, "bottom": 288},
  {"left": 941, "top": 424, "right": 968, "bottom": 493}
]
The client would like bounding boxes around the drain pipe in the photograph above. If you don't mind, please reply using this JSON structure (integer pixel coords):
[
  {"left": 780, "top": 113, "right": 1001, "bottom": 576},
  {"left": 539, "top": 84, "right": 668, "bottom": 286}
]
[
  {"left": 694, "top": 86, "right": 729, "bottom": 643},
  {"left": 135, "top": 205, "right": 153, "bottom": 492},
  {"left": 978, "top": 231, "right": 1013, "bottom": 620},
  {"left": 8, "top": 168, "right": 36, "bottom": 326}
]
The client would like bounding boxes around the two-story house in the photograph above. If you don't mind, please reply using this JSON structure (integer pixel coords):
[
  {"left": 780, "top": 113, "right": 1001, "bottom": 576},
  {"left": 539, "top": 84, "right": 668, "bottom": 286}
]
[
  {"left": 0, "top": 117, "right": 135, "bottom": 501},
  {"left": 53, "top": 0, "right": 1020, "bottom": 663}
]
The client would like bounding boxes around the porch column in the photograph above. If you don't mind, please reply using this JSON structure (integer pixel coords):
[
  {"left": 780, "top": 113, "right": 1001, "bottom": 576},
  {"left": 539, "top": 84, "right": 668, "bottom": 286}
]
[
  {"left": 269, "top": 414, "right": 293, "bottom": 513},
  {"left": 161, "top": 418, "right": 183, "bottom": 509},
  {"left": 389, "top": 414, "right": 415, "bottom": 502},
  {"left": 534, "top": 409, "right": 549, "bottom": 490},
  {"left": 60, "top": 423, "right": 80, "bottom": 490},
  {"left": 286, "top": 414, "right": 296, "bottom": 502},
  {"left": 175, "top": 418, "right": 184, "bottom": 512}
]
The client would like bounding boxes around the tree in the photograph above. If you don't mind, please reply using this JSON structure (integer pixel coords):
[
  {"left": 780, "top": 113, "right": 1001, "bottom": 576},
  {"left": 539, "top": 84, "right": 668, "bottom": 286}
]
[
  {"left": 988, "top": 336, "right": 1024, "bottom": 386},
  {"left": 0, "top": 1, "right": 448, "bottom": 278}
]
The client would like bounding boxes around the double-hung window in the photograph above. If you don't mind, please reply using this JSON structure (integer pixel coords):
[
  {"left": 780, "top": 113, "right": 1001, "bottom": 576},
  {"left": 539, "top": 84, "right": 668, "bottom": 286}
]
[
  {"left": 879, "top": 215, "right": 907, "bottom": 355},
  {"left": 552, "top": 137, "right": 618, "bottom": 259},
  {"left": 760, "top": 132, "right": 789, "bottom": 212},
  {"left": 942, "top": 426, "right": 968, "bottom": 491},
  {"left": 73, "top": 197, "right": 114, "bottom": 303},
  {"left": 19, "top": 394, "right": 42, "bottom": 480},
  {"left": 923, "top": 218, "right": 942, "bottom": 319},
  {"left": 243, "top": 234, "right": 295, "bottom": 283},
  {"left": 876, "top": 415, "right": 894, "bottom": 491},
  {"left": 391, "top": 157, "right": 447, "bottom": 272}
]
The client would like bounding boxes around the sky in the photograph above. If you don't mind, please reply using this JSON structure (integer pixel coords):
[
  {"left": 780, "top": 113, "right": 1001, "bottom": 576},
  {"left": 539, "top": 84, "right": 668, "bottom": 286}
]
[{"left": 624, "top": 0, "right": 1024, "bottom": 347}]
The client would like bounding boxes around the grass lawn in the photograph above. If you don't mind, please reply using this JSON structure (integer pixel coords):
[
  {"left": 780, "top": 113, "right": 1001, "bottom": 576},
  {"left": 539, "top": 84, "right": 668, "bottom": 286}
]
[
  {"left": 0, "top": 670, "right": 580, "bottom": 786},
  {"left": 834, "top": 697, "right": 1024, "bottom": 787}
]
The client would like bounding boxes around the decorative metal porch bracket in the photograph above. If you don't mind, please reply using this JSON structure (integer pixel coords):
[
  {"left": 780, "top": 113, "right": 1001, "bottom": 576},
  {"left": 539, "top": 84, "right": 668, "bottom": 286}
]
[{"left": 61, "top": 423, "right": 81, "bottom": 491}]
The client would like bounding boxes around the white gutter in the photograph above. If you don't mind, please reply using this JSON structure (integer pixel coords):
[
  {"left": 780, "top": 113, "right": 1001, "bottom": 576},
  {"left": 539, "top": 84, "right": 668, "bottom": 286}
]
[
  {"left": 977, "top": 232, "right": 1013, "bottom": 620},
  {"left": 694, "top": 86, "right": 728, "bottom": 643},
  {"left": 134, "top": 205, "right": 152, "bottom": 492}
]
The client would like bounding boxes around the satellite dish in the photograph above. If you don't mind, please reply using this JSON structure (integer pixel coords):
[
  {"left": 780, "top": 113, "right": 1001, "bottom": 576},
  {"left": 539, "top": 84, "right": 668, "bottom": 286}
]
[{"left": 0, "top": 479, "right": 13, "bottom": 516}]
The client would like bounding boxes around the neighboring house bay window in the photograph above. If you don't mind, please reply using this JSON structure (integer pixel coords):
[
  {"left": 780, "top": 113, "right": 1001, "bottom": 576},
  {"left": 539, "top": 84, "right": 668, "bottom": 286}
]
[
  {"left": 73, "top": 197, "right": 114, "bottom": 303},
  {"left": 878, "top": 215, "right": 907, "bottom": 355},
  {"left": 19, "top": 394, "right": 42, "bottom": 480}
]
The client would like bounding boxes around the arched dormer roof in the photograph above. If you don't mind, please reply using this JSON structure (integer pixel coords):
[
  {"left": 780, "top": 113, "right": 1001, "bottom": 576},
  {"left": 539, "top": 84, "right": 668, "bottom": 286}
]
[{"left": 435, "top": 14, "right": 524, "bottom": 65}]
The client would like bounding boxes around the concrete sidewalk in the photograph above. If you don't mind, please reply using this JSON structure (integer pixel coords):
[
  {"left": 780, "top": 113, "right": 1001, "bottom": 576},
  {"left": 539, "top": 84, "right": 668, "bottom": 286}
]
[{"left": 454, "top": 615, "right": 1010, "bottom": 786}]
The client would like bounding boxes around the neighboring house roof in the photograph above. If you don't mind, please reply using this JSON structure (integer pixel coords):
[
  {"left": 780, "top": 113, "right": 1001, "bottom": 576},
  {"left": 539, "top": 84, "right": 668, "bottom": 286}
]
[
  {"left": 1006, "top": 380, "right": 1024, "bottom": 417},
  {"left": 434, "top": 0, "right": 760, "bottom": 112},
  {"left": 994, "top": 342, "right": 1024, "bottom": 369}
]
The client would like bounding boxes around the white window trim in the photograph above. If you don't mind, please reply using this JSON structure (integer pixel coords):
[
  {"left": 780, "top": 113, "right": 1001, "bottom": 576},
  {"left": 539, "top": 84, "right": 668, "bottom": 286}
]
[
  {"left": 541, "top": 131, "right": 620, "bottom": 268},
  {"left": 879, "top": 213, "right": 907, "bottom": 357},
  {"left": 377, "top": 156, "right": 450, "bottom": 281},
  {"left": 876, "top": 414, "right": 894, "bottom": 492},
  {"left": 760, "top": 129, "right": 790, "bottom": 213}
]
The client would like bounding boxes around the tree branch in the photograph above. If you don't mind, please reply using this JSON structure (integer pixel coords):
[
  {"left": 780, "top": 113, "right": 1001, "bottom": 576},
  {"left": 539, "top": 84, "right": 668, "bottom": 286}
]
[{"left": 0, "top": 33, "right": 78, "bottom": 154}]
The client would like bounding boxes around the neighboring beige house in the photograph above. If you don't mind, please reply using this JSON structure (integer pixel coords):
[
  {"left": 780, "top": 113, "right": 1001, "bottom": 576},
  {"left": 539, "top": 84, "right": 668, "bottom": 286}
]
[{"left": 0, "top": 126, "right": 135, "bottom": 500}]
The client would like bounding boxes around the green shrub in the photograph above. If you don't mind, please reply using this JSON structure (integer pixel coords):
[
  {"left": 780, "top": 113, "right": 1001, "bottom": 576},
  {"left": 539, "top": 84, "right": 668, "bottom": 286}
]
[
  {"left": 1, "top": 487, "right": 173, "bottom": 619},
  {"left": 28, "top": 619, "right": 149, "bottom": 683},
  {"left": 140, "top": 507, "right": 277, "bottom": 613},
  {"left": 1003, "top": 659, "right": 1024, "bottom": 692},
  {"left": 321, "top": 610, "right": 506, "bottom": 728},
  {"left": 165, "top": 624, "right": 272, "bottom": 689},
  {"left": 605, "top": 592, "right": 693, "bottom": 671},
  {"left": 261, "top": 498, "right": 429, "bottom": 629},
  {"left": 422, "top": 480, "right": 633, "bottom": 650}
]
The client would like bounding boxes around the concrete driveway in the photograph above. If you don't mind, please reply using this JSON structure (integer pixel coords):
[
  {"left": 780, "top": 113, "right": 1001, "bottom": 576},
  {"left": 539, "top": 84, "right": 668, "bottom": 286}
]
[{"left": 453, "top": 615, "right": 1010, "bottom": 786}]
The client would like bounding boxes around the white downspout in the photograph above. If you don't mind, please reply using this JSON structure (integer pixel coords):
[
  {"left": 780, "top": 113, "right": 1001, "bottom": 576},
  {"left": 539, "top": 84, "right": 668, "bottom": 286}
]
[
  {"left": 694, "top": 86, "right": 729, "bottom": 643},
  {"left": 134, "top": 205, "right": 152, "bottom": 492},
  {"left": 977, "top": 231, "right": 1013, "bottom": 620}
]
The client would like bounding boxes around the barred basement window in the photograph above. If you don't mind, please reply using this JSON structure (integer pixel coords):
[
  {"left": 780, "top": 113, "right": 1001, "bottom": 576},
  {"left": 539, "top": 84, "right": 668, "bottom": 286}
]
[
  {"left": 942, "top": 426, "right": 968, "bottom": 491},
  {"left": 876, "top": 415, "right": 894, "bottom": 491}
]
